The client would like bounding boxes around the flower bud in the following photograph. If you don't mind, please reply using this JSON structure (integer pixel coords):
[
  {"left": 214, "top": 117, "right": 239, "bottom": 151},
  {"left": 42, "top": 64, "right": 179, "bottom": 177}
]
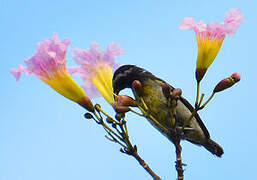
[
  {"left": 115, "top": 113, "right": 125, "bottom": 121},
  {"left": 213, "top": 73, "right": 241, "bottom": 93},
  {"left": 116, "top": 95, "right": 137, "bottom": 107},
  {"left": 84, "top": 113, "right": 93, "bottom": 119},
  {"left": 171, "top": 88, "right": 182, "bottom": 99},
  {"left": 94, "top": 104, "right": 101, "bottom": 111},
  {"left": 112, "top": 104, "right": 130, "bottom": 113},
  {"left": 132, "top": 80, "right": 143, "bottom": 96},
  {"left": 106, "top": 117, "right": 113, "bottom": 124}
]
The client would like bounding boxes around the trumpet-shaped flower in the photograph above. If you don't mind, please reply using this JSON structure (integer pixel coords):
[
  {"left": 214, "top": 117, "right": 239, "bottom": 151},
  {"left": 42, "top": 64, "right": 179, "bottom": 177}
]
[
  {"left": 11, "top": 33, "right": 94, "bottom": 111},
  {"left": 72, "top": 42, "right": 123, "bottom": 104},
  {"left": 180, "top": 8, "right": 244, "bottom": 82}
]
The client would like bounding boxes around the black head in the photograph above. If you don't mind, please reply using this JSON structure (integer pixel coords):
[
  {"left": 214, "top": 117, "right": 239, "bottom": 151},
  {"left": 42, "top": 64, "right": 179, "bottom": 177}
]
[{"left": 112, "top": 65, "right": 156, "bottom": 95}]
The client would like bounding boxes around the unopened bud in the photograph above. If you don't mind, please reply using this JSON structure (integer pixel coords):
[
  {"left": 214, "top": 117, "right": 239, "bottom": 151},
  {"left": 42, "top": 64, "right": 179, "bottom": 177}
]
[
  {"left": 132, "top": 80, "right": 143, "bottom": 96},
  {"left": 77, "top": 96, "right": 94, "bottom": 112},
  {"left": 231, "top": 73, "right": 241, "bottom": 82},
  {"left": 213, "top": 73, "right": 241, "bottom": 93},
  {"left": 112, "top": 104, "right": 130, "bottom": 113},
  {"left": 171, "top": 88, "right": 182, "bottom": 99},
  {"left": 84, "top": 113, "right": 93, "bottom": 119},
  {"left": 115, "top": 113, "right": 122, "bottom": 121},
  {"left": 116, "top": 95, "right": 137, "bottom": 107},
  {"left": 115, "top": 113, "right": 125, "bottom": 121},
  {"left": 106, "top": 117, "right": 113, "bottom": 124},
  {"left": 94, "top": 104, "right": 101, "bottom": 111},
  {"left": 195, "top": 68, "right": 207, "bottom": 83}
]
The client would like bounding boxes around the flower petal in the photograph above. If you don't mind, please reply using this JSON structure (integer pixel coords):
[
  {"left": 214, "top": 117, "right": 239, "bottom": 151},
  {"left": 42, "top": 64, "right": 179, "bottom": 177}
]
[
  {"left": 179, "top": 17, "right": 196, "bottom": 30},
  {"left": 73, "top": 42, "right": 122, "bottom": 104},
  {"left": 10, "top": 65, "right": 29, "bottom": 81},
  {"left": 224, "top": 9, "right": 244, "bottom": 36}
]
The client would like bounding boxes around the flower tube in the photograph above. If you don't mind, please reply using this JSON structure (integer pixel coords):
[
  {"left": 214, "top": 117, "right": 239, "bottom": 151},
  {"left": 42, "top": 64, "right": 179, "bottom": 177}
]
[
  {"left": 72, "top": 42, "right": 123, "bottom": 105},
  {"left": 11, "top": 33, "right": 94, "bottom": 111},
  {"left": 180, "top": 9, "right": 244, "bottom": 82}
]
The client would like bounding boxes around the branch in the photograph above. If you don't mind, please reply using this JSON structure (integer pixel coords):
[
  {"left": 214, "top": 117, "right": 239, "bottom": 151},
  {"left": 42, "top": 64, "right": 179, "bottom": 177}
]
[
  {"left": 85, "top": 105, "right": 162, "bottom": 180},
  {"left": 122, "top": 146, "right": 161, "bottom": 180},
  {"left": 174, "top": 139, "right": 184, "bottom": 180}
]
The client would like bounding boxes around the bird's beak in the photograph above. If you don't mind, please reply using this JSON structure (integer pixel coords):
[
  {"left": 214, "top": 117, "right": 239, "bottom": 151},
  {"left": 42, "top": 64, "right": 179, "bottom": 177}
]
[{"left": 113, "top": 89, "right": 120, "bottom": 100}]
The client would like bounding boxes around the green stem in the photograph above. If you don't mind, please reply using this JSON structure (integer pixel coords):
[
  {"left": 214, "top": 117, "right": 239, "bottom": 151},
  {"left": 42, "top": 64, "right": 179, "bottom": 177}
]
[
  {"left": 123, "top": 120, "right": 129, "bottom": 138},
  {"left": 168, "top": 99, "right": 176, "bottom": 127},
  {"left": 140, "top": 97, "right": 148, "bottom": 111},
  {"left": 130, "top": 109, "right": 144, "bottom": 116},
  {"left": 138, "top": 105, "right": 170, "bottom": 135},
  {"left": 199, "top": 92, "right": 215, "bottom": 110},
  {"left": 199, "top": 93, "right": 205, "bottom": 107},
  {"left": 98, "top": 108, "right": 120, "bottom": 124},
  {"left": 182, "top": 92, "right": 215, "bottom": 131},
  {"left": 170, "top": 111, "right": 176, "bottom": 127},
  {"left": 94, "top": 112, "right": 124, "bottom": 142},
  {"left": 195, "top": 82, "right": 200, "bottom": 108},
  {"left": 120, "top": 124, "right": 133, "bottom": 150},
  {"left": 105, "top": 132, "right": 127, "bottom": 148}
]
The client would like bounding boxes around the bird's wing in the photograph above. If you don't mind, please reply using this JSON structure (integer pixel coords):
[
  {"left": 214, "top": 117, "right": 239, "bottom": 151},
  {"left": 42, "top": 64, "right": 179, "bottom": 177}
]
[{"left": 179, "top": 96, "right": 210, "bottom": 139}]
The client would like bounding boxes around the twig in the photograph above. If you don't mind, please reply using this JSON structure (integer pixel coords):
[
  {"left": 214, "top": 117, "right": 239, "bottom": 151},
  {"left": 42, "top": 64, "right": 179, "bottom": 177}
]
[
  {"left": 127, "top": 146, "right": 162, "bottom": 180},
  {"left": 88, "top": 108, "right": 162, "bottom": 180},
  {"left": 174, "top": 139, "right": 184, "bottom": 180},
  {"left": 130, "top": 108, "right": 144, "bottom": 116},
  {"left": 199, "top": 92, "right": 215, "bottom": 110}
]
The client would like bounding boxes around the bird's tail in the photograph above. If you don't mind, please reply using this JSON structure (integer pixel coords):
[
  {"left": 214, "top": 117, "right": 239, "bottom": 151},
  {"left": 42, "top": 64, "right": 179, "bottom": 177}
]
[{"left": 204, "top": 139, "right": 224, "bottom": 157}]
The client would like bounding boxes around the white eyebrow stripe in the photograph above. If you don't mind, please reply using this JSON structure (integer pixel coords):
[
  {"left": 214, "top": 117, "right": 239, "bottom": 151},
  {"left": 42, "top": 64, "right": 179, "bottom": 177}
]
[{"left": 113, "top": 67, "right": 134, "bottom": 83}]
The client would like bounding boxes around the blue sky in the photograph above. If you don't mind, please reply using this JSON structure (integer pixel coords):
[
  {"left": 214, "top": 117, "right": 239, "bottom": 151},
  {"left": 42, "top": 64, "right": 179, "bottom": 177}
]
[{"left": 1, "top": 0, "right": 257, "bottom": 179}]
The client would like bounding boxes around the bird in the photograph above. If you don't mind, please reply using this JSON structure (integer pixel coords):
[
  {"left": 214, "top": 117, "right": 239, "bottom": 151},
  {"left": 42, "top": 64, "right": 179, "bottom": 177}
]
[{"left": 112, "top": 65, "right": 224, "bottom": 157}]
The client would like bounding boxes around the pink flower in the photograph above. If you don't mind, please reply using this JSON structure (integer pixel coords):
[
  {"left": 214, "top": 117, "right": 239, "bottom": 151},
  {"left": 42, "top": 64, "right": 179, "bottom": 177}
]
[
  {"left": 11, "top": 33, "right": 94, "bottom": 111},
  {"left": 180, "top": 9, "right": 244, "bottom": 82},
  {"left": 72, "top": 42, "right": 123, "bottom": 104},
  {"left": 11, "top": 33, "right": 71, "bottom": 82}
]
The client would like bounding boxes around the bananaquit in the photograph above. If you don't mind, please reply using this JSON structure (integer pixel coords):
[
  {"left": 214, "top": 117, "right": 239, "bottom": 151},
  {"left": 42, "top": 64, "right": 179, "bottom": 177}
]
[{"left": 112, "top": 65, "right": 223, "bottom": 157}]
